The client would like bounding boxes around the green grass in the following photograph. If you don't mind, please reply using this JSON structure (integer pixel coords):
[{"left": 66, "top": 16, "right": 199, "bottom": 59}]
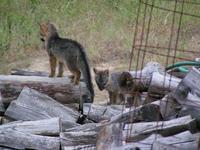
[{"left": 0, "top": 0, "right": 200, "bottom": 74}]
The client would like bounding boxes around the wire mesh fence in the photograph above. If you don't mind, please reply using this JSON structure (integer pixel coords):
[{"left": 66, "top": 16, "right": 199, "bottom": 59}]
[
  {"left": 124, "top": 0, "right": 200, "bottom": 149},
  {"left": 80, "top": 0, "right": 200, "bottom": 149}
]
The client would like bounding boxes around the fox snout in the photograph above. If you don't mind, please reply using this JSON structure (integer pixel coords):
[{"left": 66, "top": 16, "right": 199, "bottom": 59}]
[{"left": 96, "top": 83, "right": 105, "bottom": 91}]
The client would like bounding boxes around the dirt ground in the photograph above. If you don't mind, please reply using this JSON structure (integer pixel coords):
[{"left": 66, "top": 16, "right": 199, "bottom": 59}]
[{"left": 28, "top": 51, "right": 128, "bottom": 104}]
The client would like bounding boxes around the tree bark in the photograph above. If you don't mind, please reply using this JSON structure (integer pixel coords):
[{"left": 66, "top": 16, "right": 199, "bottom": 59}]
[{"left": 0, "top": 75, "right": 86, "bottom": 104}]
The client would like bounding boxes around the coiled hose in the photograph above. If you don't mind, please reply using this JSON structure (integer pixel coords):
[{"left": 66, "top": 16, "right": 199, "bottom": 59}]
[{"left": 166, "top": 61, "right": 200, "bottom": 73}]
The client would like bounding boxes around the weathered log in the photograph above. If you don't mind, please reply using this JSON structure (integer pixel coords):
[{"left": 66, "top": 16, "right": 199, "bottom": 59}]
[
  {"left": 83, "top": 104, "right": 123, "bottom": 122},
  {"left": 60, "top": 131, "right": 97, "bottom": 147},
  {"left": 116, "top": 131, "right": 200, "bottom": 150},
  {"left": 5, "top": 87, "right": 79, "bottom": 129},
  {"left": 124, "top": 62, "right": 165, "bottom": 93},
  {"left": 130, "top": 61, "right": 165, "bottom": 78},
  {"left": 0, "top": 118, "right": 61, "bottom": 136},
  {"left": 173, "top": 67, "right": 200, "bottom": 103},
  {"left": 152, "top": 142, "right": 179, "bottom": 150},
  {"left": 156, "top": 94, "right": 181, "bottom": 120},
  {"left": 1, "top": 116, "right": 14, "bottom": 124},
  {"left": 154, "top": 92, "right": 200, "bottom": 122},
  {"left": 0, "top": 147, "right": 14, "bottom": 150},
  {"left": 63, "top": 145, "right": 96, "bottom": 150},
  {"left": 124, "top": 115, "right": 197, "bottom": 142},
  {"left": 96, "top": 123, "right": 123, "bottom": 150},
  {"left": 174, "top": 93, "right": 200, "bottom": 128},
  {"left": 10, "top": 69, "right": 85, "bottom": 81},
  {"left": 11, "top": 69, "right": 49, "bottom": 76},
  {"left": 128, "top": 62, "right": 181, "bottom": 97},
  {"left": 148, "top": 72, "right": 181, "bottom": 97},
  {"left": 65, "top": 123, "right": 99, "bottom": 132},
  {"left": 0, "top": 75, "right": 86, "bottom": 104},
  {"left": 0, "top": 92, "right": 5, "bottom": 115},
  {"left": 162, "top": 68, "right": 200, "bottom": 124},
  {"left": 181, "top": 67, "right": 200, "bottom": 96},
  {"left": 0, "top": 129, "right": 60, "bottom": 150},
  {"left": 109, "top": 103, "right": 161, "bottom": 124}
]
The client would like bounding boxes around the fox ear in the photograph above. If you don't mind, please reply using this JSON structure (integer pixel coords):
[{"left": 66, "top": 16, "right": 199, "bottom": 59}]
[
  {"left": 38, "top": 22, "right": 41, "bottom": 27},
  {"left": 93, "top": 68, "right": 98, "bottom": 73},
  {"left": 104, "top": 69, "right": 109, "bottom": 75},
  {"left": 39, "top": 23, "right": 48, "bottom": 32},
  {"left": 47, "top": 20, "right": 51, "bottom": 24}
]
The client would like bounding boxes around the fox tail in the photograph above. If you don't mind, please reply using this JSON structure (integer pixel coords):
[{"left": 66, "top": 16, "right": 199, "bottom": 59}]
[{"left": 78, "top": 46, "right": 94, "bottom": 103}]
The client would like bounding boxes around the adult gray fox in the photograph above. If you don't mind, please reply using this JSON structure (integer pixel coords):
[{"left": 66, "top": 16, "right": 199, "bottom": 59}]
[
  {"left": 39, "top": 22, "right": 94, "bottom": 103},
  {"left": 93, "top": 68, "right": 133, "bottom": 104}
]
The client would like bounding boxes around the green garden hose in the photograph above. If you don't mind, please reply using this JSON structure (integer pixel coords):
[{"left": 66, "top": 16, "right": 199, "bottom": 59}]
[{"left": 166, "top": 61, "right": 200, "bottom": 73}]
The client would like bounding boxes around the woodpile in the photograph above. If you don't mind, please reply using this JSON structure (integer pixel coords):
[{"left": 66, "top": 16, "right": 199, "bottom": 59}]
[{"left": 0, "top": 62, "right": 200, "bottom": 149}]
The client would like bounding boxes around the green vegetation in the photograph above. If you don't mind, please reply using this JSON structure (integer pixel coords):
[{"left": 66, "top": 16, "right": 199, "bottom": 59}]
[{"left": 0, "top": 0, "right": 200, "bottom": 73}]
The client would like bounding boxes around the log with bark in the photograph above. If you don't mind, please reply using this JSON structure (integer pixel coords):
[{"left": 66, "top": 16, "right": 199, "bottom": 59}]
[
  {"left": 10, "top": 69, "right": 85, "bottom": 81},
  {"left": 5, "top": 87, "right": 80, "bottom": 129},
  {"left": 124, "top": 115, "right": 197, "bottom": 142},
  {"left": 0, "top": 75, "right": 87, "bottom": 104},
  {"left": 0, "top": 129, "right": 60, "bottom": 150},
  {"left": 11, "top": 69, "right": 49, "bottom": 76},
  {"left": 0, "top": 118, "right": 61, "bottom": 136}
]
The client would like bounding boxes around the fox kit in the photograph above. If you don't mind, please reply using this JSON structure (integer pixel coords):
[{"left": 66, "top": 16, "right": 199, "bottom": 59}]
[
  {"left": 39, "top": 22, "right": 94, "bottom": 102},
  {"left": 93, "top": 68, "right": 133, "bottom": 104}
]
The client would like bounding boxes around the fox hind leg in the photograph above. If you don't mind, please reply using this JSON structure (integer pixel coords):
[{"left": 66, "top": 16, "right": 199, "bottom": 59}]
[
  {"left": 57, "top": 61, "right": 64, "bottom": 77},
  {"left": 73, "top": 70, "right": 81, "bottom": 85},
  {"left": 49, "top": 55, "right": 57, "bottom": 77}
]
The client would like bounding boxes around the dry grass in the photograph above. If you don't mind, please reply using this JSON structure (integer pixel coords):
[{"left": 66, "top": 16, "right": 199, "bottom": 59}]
[{"left": 1, "top": 0, "right": 200, "bottom": 74}]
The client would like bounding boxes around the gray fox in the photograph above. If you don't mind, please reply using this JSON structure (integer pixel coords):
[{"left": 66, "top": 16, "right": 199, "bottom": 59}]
[
  {"left": 93, "top": 68, "right": 134, "bottom": 104},
  {"left": 39, "top": 22, "right": 94, "bottom": 103}
]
